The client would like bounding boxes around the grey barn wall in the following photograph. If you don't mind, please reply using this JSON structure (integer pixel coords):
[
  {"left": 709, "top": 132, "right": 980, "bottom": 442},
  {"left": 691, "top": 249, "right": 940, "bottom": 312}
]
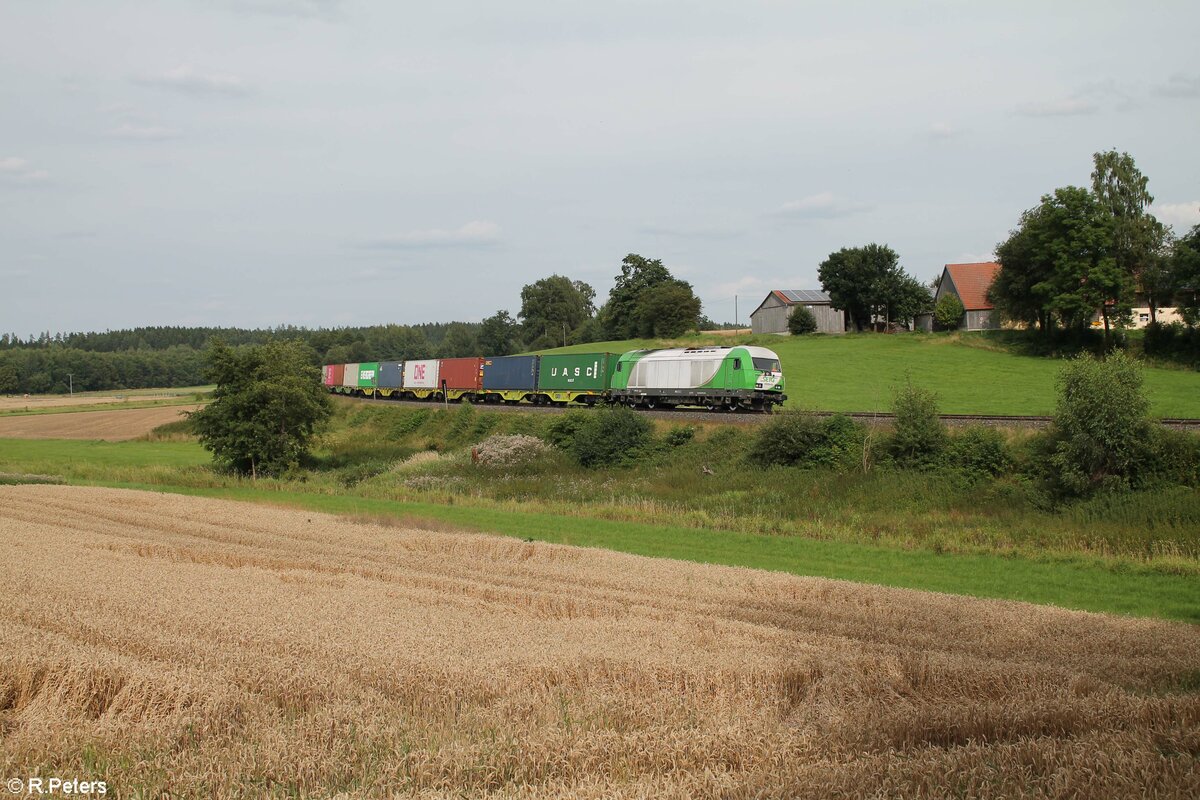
[{"left": 751, "top": 296, "right": 845, "bottom": 334}]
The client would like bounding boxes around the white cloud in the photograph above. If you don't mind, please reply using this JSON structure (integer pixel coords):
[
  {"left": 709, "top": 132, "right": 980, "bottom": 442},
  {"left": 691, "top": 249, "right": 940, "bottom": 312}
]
[
  {"left": 133, "top": 65, "right": 253, "bottom": 97},
  {"left": 1151, "top": 202, "right": 1200, "bottom": 230},
  {"left": 1154, "top": 74, "right": 1200, "bottom": 99},
  {"left": 1014, "top": 98, "right": 1098, "bottom": 117},
  {"left": 357, "top": 221, "right": 502, "bottom": 249},
  {"left": 0, "top": 156, "right": 49, "bottom": 184},
  {"left": 107, "top": 124, "right": 181, "bottom": 141},
  {"left": 771, "top": 192, "right": 871, "bottom": 220}
]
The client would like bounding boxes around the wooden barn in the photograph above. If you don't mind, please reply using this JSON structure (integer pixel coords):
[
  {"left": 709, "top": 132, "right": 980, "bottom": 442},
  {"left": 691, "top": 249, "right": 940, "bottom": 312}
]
[
  {"left": 750, "top": 290, "right": 846, "bottom": 335},
  {"left": 936, "top": 262, "right": 1002, "bottom": 330}
]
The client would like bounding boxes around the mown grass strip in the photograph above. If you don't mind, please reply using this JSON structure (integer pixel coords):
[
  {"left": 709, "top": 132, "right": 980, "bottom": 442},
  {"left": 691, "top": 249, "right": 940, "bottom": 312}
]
[{"left": 84, "top": 480, "right": 1200, "bottom": 623}]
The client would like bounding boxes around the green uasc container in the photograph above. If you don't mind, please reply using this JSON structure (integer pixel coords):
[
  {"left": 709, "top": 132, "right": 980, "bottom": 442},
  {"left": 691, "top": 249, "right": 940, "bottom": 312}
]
[
  {"left": 536, "top": 353, "right": 620, "bottom": 392},
  {"left": 357, "top": 362, "right": 379, "bottom": 388}
]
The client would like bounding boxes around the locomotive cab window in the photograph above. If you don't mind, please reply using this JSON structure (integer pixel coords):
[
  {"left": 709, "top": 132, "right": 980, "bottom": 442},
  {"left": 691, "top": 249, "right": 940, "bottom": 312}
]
[
  {"left": 732, "top": 358, "right": 742, "bottom": 370},
  {"left": 752, "top": 357, "right": 780, "bottom": 372},
  {"left": 616, "top": 362, "right": 623, "bottom": 371}
]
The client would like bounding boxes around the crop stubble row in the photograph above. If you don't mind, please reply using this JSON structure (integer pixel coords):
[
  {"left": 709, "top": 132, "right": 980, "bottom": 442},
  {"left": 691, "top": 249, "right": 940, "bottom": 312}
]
[{"left": 0, "top": 485, "right": 1197, "bottom": 798}]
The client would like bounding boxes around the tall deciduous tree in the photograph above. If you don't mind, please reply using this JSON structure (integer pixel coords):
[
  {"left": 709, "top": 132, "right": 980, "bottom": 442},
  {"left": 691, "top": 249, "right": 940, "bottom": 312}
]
[
  {"left": 439, "top": 323, "right": 479, "bottom": 358},
  {"left": 1174, "top": 223, "right": 1200, "bottom": 325},
  {"left": 477, "top": 310, "right": 521, "bottom": 356},
  {"left": 993, "top": 187, "right": 1125, "bottom": 333},
  {"left": 189, "top": 339, "right": 332, "bottom": 478},
  {"left": 598, "top": 254, "right": 700, "bottom": 339},
  {"left": 518, "top": 275, "right": 596, "bottom": 346},
  {"left": 817, "top": 244, "right": 929, "bottom": 330},
  {"left": 1091, "top": 150, "right": 1163, "bottom": 323}
]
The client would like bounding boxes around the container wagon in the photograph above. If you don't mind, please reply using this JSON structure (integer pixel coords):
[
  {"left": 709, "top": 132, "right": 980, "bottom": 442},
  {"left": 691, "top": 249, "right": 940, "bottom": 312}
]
[
  {"left": 536, "top": 353, "right": 619, "bottom": 404},
  {"left": 356, "top": 362, "right": 379, "bottom": 396},
  {"left": 339, "top": 363, "right": 359, "bottom": 395},
  {"left": 481, "top": 355, "right": 540, "bottom": 404},
  {"left": 323, "top": 363, "right": 345, "bottom": 389},
  {"left": 432, "top": 357, "right": 485, "bottom": 401},
  {"left": 376, "top": 361, "right": 404, "bottom": 397},
  {"left": 402, "top": 359, "right": 441, "bottom": 400}
]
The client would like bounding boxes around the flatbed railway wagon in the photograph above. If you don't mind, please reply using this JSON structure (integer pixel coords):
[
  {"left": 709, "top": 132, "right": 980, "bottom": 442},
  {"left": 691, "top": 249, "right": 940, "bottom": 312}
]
[{"left": 609, "top": 345, "right": 786, "bottom": 411}]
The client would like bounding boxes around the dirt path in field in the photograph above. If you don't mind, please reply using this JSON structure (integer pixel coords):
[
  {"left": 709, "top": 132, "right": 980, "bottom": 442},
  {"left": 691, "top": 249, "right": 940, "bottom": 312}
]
[
  {"left": 0, "top": 390, "right": 201, "bottom": 412},
  {"left": 0, "top": 404, "right": 201, "bottom": 440},
  {"left": 1, "top": 485, "right": 1197, "bottom": 798}
]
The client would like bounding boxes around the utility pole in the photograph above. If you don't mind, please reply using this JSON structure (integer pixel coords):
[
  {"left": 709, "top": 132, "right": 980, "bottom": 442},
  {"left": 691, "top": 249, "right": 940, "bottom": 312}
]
[
  {"left": 67, "top": 373, "right": 73, "bottom": 396},
  {"left": 734, "top": 296, "right": 738, "bottom": 330}
]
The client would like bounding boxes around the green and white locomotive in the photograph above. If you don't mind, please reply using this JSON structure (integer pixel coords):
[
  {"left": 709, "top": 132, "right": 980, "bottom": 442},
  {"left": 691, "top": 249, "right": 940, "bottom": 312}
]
[{"left": 609, "top": 345, "right": 786, "bottom": 411}]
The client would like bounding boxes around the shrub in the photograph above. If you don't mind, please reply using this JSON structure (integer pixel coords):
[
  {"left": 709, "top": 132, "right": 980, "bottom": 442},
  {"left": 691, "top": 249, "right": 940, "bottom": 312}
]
[
  {"left": 888, "top": 381, "right": 946, "bottom": 468},
  {"left": 551, "top": 406, "right": 654, "bottom": 468},
  {"left": 544, "top": 411, "right": 591, "bottom": 449},
  {"left": 664, "top": 425, "right": 696, "bottom": 447},
  {"left": 788, "top": 306, "right": 818, "bottom": 335},
  {"left": 747, "top": 412, "right": 865, "bottom": 469},
  {"left": 1042, "top": 351, "right": 1152, "bottom": 497},
  {"left": 1140, "top": 427, "right": 1200, "bottom": 488},
  {"left": 943, "top": 426, "right": 1012, "bottom": 479},
  {"left": 933, "top": 294, "right": 964, "bottom": 330},
  {"left": 473, "top": 434, "right": 551, "bottom": 468}
]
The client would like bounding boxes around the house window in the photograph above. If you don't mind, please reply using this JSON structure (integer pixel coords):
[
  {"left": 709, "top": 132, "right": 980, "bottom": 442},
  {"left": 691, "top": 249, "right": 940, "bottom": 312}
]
[{"left": 1139, "top": 313, "right": 1150, "bottom": 323}]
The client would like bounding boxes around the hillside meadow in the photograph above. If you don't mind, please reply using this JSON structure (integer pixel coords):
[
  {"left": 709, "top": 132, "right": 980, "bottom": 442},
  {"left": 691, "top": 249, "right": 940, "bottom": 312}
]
[
  {"left": 2, "top": 485, "right": 1198, "bottom": 799},
  {"left": 537, "top": 332, "right": 1200, "bottom": 417}
]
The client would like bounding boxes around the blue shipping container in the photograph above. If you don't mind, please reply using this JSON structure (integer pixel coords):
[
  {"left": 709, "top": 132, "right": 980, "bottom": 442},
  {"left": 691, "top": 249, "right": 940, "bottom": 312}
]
[
  {"left": 482, "top": 356, "right": 540, "bottom": 391},
  {"left": 378, "top": 361, "right": 403, "bottom": 389}
]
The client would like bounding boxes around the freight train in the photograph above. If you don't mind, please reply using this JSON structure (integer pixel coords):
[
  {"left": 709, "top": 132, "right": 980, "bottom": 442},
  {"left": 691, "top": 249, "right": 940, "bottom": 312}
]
[{"left": 323, "top": 345, "right": 787, "bottom": 411}]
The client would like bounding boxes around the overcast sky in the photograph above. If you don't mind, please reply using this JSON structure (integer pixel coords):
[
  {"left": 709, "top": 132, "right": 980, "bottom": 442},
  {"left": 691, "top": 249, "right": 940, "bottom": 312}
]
[{"left": 2, "top": 1, "right": 1198, "bottom": 335}]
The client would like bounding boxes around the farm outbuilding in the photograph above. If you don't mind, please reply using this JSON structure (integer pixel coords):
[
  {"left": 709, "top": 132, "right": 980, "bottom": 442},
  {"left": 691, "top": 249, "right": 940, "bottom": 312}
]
[
  {"left": 750, "top": 290, "right": 846, "bottom": 335},
  {"left": 935, "top": 262, "right": 1002, "bottom": 330}
]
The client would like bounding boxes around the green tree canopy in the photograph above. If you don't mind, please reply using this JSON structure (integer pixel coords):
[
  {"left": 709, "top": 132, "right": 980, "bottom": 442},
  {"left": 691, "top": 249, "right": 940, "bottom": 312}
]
[
  {"left": 598, "top": 254, "right": 701, "bottom": 339},
  {"left": 189, "top": 339, "right": 332, "bottom": 478},
  {"left": 817, "top": 244, "right": 929, "bottom": 330},
  {"left": 1174, "top": 223, "right": 1200, "bottom": 325},
  {"left": 477, "top": 310, "right": 521, "bottom": 356},
  {"left": 933, "top": 294, "right": 964, "bottom": 330},
  {"left": 438, "top": 323, "right": 479, "bottom": 358},
  {"left": 787, "top": 306, "right": 818, "bottom": 335},
  {"left": 518, "top": 275, "right": 596, "bottom": 346},
  {"left": 633, "top": 281, "right": 702, "bottom": 337},
  {"left": 993, "top": 186, "right": 1125, "bottom": 333},
  {"left": 1091, "top": 150, "right": 1167, "bottom": 323}
]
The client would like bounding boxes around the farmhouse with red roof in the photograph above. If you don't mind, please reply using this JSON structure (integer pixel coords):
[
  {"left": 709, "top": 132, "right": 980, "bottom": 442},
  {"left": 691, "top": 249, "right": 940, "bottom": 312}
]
[{"left": 935, "top": 262, "right": 1002, "bottom": 330}]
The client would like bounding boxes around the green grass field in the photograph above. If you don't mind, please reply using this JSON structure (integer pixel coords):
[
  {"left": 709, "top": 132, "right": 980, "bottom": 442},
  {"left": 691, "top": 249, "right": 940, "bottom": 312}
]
[{"left": 537, "top": 332, "right": 1200, "bottom": 417}]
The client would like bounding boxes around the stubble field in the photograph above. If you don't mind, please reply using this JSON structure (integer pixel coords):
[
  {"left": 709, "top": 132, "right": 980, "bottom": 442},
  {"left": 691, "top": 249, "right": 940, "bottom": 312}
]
[
  {"left": 0, "top": 405, "right": 202, "bottom": 441},
  {"left": 1, "top": 485, "right": 1198, "bottom": 798}
]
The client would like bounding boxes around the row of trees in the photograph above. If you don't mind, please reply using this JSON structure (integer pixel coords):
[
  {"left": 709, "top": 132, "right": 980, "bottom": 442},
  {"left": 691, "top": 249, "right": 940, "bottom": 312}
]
[{"left": 990, "top": 150, "right": 1200, "bottom": 335}]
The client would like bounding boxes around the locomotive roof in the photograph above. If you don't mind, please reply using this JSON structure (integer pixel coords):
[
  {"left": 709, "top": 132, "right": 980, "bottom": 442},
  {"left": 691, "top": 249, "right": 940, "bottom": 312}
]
[{"left": 624, "top": 345, "right": 782, "bottom": 361}]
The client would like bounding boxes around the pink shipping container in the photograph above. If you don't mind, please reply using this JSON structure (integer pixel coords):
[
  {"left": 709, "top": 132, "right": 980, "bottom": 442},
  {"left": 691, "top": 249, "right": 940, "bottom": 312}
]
[
  {"left": 403, "top": 359, "right": 439, "bottom": 389},
  {"left": 323, "top": 364, "right": 344, "bottom": 387}
]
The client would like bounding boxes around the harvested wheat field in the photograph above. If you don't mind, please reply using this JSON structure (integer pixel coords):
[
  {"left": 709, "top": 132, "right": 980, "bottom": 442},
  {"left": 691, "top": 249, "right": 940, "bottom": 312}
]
[
  {"left": 1, "top": 485, "right": 1198, "bottom": 798},
  {"left": 0, "top": 405, "right": 201, "bottom": 441}
]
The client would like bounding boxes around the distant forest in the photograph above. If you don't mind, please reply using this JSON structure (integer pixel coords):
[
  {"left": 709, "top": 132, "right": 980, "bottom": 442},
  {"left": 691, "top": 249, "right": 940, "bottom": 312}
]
[{"left": 0, "top": 323, "right": 480, "bottom": 395}]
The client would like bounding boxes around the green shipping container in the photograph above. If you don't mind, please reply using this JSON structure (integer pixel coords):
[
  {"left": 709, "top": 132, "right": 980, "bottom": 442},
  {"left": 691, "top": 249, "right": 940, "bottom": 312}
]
[
  {"left": 536, "top": 353, "right": 620, "bottom": 392},
  {"left": 357, "top": 362, "right": 379, "bottom": 388}
]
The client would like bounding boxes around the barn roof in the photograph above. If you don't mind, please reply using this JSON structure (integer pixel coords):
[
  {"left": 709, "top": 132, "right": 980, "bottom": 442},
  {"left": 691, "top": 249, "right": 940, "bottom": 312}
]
[
  {"left": 943, "top": 262, "right": 1001, "bottom": 310},
  {"left": 773, "top": 289, "right": 831, "bottom": 304}
]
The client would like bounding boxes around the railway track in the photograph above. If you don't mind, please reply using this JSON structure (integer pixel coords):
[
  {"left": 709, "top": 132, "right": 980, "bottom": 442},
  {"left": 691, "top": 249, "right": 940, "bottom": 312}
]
[{"left": 340, "top": 394, "right": 1200, "bottom": 430}]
